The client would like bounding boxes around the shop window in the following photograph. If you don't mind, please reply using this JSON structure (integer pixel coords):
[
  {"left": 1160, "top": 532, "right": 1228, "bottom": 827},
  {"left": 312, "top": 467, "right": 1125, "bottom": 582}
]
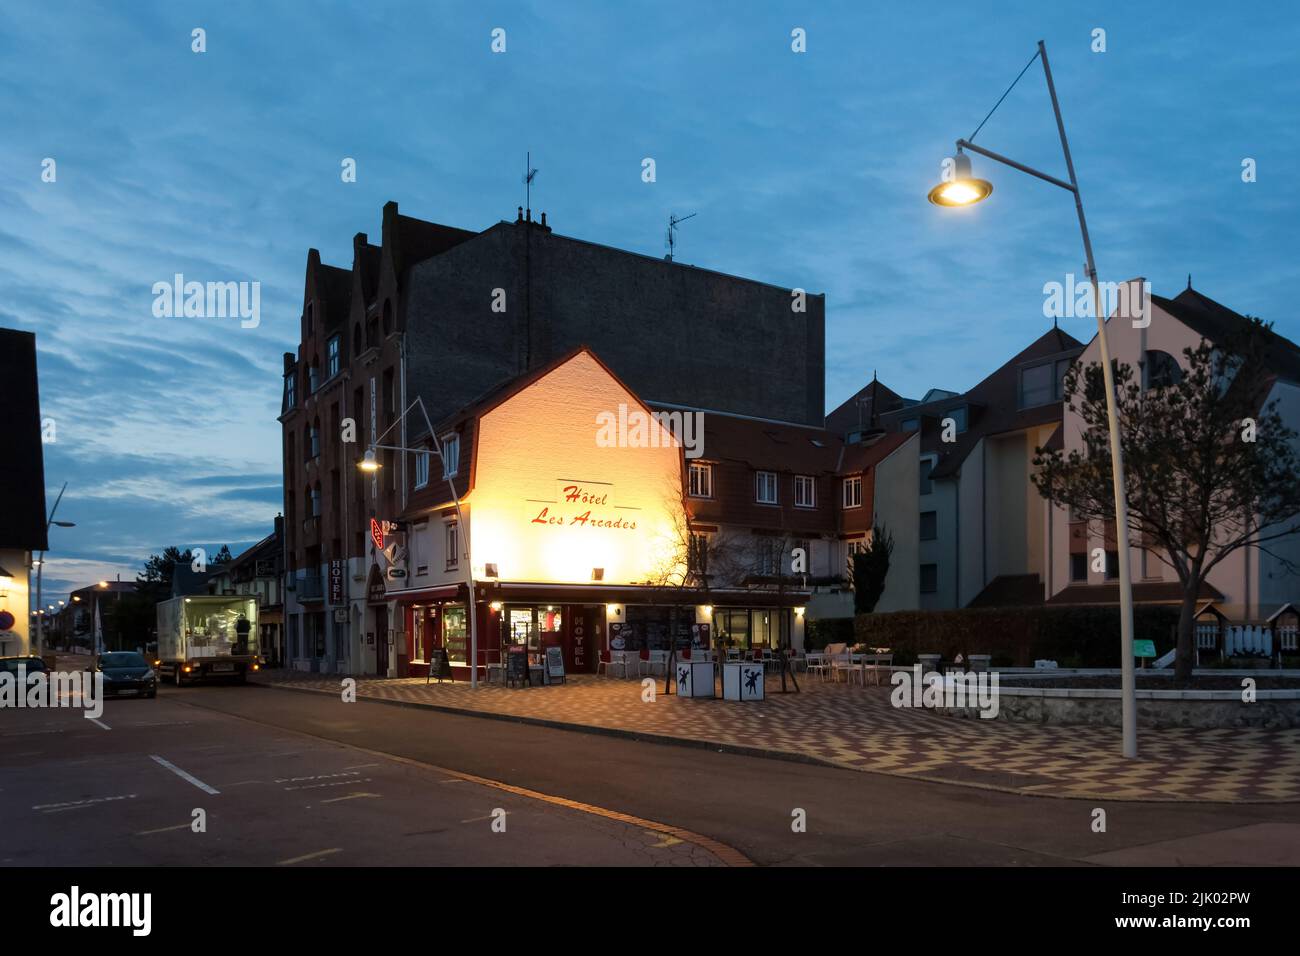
[
  {"left": 412, "top": 609, "right": 426, "bottom": 663},
  {"left": 756, "top": 470, "right": 777, "bottom": 504},
  {"left": 688, "top": 462, "right": 713, "bottom": 498},
  {"left": 794, "top": 475, "right": 816, "bottom": 508},
  {"left": 843, "top": 475, "right": 862, "bottom": 509},
  {"left": 442, "top": 605, "right": 467, "bottom": 663}
]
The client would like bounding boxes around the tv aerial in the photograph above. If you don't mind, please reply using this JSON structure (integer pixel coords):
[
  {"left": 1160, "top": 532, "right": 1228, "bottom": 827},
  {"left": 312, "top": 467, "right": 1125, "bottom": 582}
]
[{"left": 664, "top": 211, "right": 696, "bottom": 262}]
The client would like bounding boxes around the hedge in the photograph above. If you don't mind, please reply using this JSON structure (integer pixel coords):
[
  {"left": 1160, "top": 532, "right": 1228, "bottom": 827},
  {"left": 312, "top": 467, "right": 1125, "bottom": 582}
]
[
  {"left": 851, "top": 605, "right": 1181, "bottom": 668},
  {"left": 804, "top": 617, "right": 855, "bottom": 651}
]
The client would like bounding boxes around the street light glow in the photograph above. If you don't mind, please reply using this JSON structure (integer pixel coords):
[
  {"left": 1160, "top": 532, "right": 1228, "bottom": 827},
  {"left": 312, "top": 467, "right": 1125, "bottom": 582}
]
[
  {"left": 928, "top": 152, "right": 992, "bottom": 206},
  {"left": 359, "top": 448, "right": 380, "bottom": 472}
]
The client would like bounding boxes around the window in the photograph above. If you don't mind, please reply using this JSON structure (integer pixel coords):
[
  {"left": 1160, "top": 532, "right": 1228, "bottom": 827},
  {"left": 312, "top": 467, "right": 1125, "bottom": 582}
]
[
  {"left": 284, "top": 372, "right": 296, "bottom": 411},
  {"left": 327, "top": 335, "right": 340, "bottom": 378},
  {"left": 756, "top": 471, "right": 778, "bottom": 504},
  {"left": 412, "top": 610, "right": 426, "bottom": 663},
  {"left": 843, "top": 475, "right": 862, "bottom": 508},
  {"left": 309, "top": 484, "right": 320, "bottom": 517},
  {"left": 943, "top": 405, "right": 968, "bottom": 433},
  {"left": 414, "top": 450, "right": 430, "bottom": 489},
  {"left": 900, "top": 417, "right": 920, "bottom": 432},
  {"left": 443, "top": 605, "right": 468, "bottom": 664},
  {"left": 1105, "top": 550, "right": 1119, "bottom": 580},
  {"left": 919, "top": 457, "right": 934, "bottom": 495},
  {"left": 412, "top": 521, "right": 428, "bottom": 575},
  {"left": 1144, "top": 350, "right": 1183, "bottom": 390},
  {"left": 441, "top": 434, "right": 460, "bottom": 478},
  {"left": 308, "top": 361, "right": 319, "bottom": 394},
  {"left": 757, "top": 539, "right": 779, "bottom": 576},
  {"left": 1019, "top": 359, "right": 1071, "bottom": 408},
  {"left": 920, "top": 563, "right": 938, "bottom": 593},
  {"left": 688, "top": 462, "right": 713, "bottom": 498},
  {"left": 445, "top": 522, "right": 459, "bottom": 570},
  {"left": 308, "top": 421, "right": 320, "bottom": 460},
  {"left": 920, "top": 511, "right": 938, "bottom": 541},
  {"left": 794, "top": 475, "right": 816, "bottom": 508},
  {"left": 1070, "top": 552, "right": 1088, "bottom": 582}
]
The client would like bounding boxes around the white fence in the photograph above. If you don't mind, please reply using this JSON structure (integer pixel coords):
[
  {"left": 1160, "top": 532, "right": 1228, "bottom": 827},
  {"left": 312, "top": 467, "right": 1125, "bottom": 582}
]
[{"left": 1196, "top": 622, "right": 1298, "bottom": 657}]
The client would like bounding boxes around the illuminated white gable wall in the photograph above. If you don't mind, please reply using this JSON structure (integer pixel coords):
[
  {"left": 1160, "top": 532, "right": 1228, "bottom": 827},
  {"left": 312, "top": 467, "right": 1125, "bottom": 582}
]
[{"left": 468, "top": 352, "right": 686, "bottom": 586}]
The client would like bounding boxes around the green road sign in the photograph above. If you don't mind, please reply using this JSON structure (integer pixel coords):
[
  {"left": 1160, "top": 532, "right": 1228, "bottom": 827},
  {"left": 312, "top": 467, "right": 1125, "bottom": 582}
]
[{"left": 1133, "top": 639, "right": 1156, "bottom": 659}]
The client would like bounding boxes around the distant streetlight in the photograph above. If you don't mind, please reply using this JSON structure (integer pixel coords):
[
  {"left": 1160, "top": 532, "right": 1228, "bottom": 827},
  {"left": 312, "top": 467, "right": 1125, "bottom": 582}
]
[
  {"left": 928, "top": 40, "right": 1137, "bottom": 759},
  {"left": 33, "top": 482, "right": 75, "bottom": 656}
]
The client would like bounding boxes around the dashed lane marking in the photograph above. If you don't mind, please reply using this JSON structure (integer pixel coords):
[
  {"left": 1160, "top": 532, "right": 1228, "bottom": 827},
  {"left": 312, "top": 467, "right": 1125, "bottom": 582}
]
[
  {"left": 134, "top": 822, "right": 191, "bottom": 836},
  {"left": 34, "top": 794, "right": 137, "bottom": 813},
  {"left": 150, "top": 754, "right": 220, "bottom": 795},
  {"left": 88, "top": 719, "right": 111, "bottom": 731},
  {"left": 285, "top": 778, "right": 372, "bottom": 791},
  {"left": 320, "top": 792, "right": 380, "bottom": 804},
  {"left": 277, "top": 847, "right": 342, "bottom": 866}
]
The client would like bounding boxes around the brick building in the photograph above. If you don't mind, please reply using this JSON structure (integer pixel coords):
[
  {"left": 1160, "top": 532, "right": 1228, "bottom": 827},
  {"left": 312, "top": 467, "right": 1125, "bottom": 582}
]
[{"left": 280, "top": 203, "right": 825, "bottom": 674}]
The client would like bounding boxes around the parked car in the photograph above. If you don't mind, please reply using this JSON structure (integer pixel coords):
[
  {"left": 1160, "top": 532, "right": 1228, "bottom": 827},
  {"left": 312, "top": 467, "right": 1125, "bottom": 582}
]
[
  {"left": 96, "top": 651, "right": 157, "bottom": 699},
  {"left": 0, "top": 656, "right": 48, "bottom": 683}
]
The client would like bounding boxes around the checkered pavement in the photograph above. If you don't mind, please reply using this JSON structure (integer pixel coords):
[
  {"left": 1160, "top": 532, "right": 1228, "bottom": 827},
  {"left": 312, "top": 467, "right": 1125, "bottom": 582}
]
[{"left": 253, "top": 670, "right": 1300, "bottom": 803}]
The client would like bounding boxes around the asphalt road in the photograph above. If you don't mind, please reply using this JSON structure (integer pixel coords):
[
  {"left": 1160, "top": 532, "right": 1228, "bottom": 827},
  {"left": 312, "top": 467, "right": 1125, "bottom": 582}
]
[{"left": 5, "top": 681, "right": 1300, "bottom": 866}]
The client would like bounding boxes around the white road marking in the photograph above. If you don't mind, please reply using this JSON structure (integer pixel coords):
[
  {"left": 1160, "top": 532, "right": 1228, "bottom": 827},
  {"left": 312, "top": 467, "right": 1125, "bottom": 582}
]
[
  {"left": 88, "top": 718, "right": 111, "bottom": 731},
  {"left": 134, "top": 822, "right": 191, "bottom": 836},
  {"left": 150, "top": 755, "right": 221, "bottom": 795},
  {"left": 285, "top": 778, "right": 372, "bottom": 791},
  {"left": 320, "top": 792, "right": 380, "bottom": 804},
  {"left": 460, "top": 811, "right": 510, "bottom": 824},
  {"left": 341, "top": 762, "right": 379, "bottom": 770},
  {"left": 0, "top": 729, "right": 64, "bottom": 738},
  {"left": 276, "top": 847, "right": 342, "bottom": 866},
  {"left": 34, "top": 794, "right": 137, "bottom": 813},
  {"left": 275, "top": 771, "right": 360, "bottom": 784}
]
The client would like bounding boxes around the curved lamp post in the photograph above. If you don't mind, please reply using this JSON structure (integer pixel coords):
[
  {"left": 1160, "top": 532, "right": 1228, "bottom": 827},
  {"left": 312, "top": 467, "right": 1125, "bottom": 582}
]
[
  {"left": 358, "top": 397, "right": 478, "bottom": 688},
  {"left": 928, "top": 40, "right": 1137, "bottom": 759}
]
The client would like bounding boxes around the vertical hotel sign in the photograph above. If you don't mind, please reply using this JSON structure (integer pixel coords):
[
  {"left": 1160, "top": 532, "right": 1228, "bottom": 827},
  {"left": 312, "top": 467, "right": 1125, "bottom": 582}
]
[{"left": 328, "top": 559, "right": 345, "bottom": 606}]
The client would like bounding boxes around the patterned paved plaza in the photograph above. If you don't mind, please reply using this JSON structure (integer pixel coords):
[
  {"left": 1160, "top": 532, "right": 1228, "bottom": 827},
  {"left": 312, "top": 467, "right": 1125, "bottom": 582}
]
[{"left": 253, "top": 670, "right": 1300, "bottom": 803}]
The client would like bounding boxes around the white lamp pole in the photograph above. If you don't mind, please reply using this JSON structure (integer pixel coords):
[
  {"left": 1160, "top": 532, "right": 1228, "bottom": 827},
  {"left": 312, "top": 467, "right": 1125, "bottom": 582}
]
[
  {"left": 929, "top": 40, "right": 1137, "bottom": 757},
  {"left": 363, "top": 397, "right": 478, "bottom": 688}
]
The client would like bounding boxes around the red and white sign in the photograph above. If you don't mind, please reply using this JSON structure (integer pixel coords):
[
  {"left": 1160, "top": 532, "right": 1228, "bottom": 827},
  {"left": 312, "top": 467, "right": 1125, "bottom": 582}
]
[{"left": 370, "top": 517, "right": 384, "bottom": 551}]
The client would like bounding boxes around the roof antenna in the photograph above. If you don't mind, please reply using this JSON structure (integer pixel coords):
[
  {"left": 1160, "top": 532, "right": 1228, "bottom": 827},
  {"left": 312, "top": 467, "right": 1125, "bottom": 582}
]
[
  {"left": 523, "top": 152, "right": 538, "bottom": 217},
  {"left": 664, "top": 212, "right": 696, "bottom": 262},
  {"left": 1187, "top": 273, "right": 1192, "bottom": 291}
]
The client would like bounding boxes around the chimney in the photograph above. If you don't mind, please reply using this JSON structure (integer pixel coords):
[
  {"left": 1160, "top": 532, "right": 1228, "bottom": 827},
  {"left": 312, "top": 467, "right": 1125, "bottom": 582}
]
[
  {"left": 516, "top": 206, "right": 523, "bottom": 223},
  {"left": 540, "top": 211, "right": 547, "bottom": 228}
]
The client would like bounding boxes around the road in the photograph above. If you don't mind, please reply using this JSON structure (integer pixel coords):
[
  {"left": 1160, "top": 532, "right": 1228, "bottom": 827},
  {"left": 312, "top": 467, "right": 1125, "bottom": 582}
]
[{"left": 4, "top": 681, "right": 1300, "bottom": 866}]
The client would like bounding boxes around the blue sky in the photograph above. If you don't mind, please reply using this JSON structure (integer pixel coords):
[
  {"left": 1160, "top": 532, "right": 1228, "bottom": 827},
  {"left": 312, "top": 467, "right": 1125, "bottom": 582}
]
[{"left": 3, "top": 1, "right": 1297, "bottom": 600}]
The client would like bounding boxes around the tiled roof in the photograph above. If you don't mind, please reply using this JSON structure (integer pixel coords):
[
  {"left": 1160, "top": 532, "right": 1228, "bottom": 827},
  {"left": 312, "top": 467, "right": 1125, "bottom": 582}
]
[{"left": 1153, "top": 287, "right": 1300, "bottom": 385}]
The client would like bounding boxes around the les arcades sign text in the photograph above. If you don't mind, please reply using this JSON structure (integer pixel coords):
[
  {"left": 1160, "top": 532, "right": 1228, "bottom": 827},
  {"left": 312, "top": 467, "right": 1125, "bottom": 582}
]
[{"left": 530, "top": 481, "right": 638, "bottom": 532}]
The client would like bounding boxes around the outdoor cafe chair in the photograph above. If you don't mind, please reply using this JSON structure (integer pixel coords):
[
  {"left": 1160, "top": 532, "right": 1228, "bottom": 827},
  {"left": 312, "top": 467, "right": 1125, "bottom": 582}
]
[
  {"left": 804, "top": 651, "right": 830, "bottom": 681},
  {"left": 641, "top": 650, "right": 668, "bottom": 677}
]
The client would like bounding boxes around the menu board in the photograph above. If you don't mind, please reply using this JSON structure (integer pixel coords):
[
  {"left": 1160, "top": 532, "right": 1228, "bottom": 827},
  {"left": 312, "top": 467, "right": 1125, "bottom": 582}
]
[
  {"left": 545, "top": 645, "right": 566, "bottom": 684},
  {"left": 427, "top": 648, "right": 452, "bottom": 682},
  {"left": 506, "top": 645, "right": 530, "bottom": 687}
]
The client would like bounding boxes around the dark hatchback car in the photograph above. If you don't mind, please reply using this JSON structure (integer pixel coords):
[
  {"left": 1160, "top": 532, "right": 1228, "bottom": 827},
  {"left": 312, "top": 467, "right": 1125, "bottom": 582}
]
[
  {"left": 96, "top": 652, "right": 157, "bottom": 699},
  {"left": 0, "top": 656, "right": 48, "bottom": 682}
]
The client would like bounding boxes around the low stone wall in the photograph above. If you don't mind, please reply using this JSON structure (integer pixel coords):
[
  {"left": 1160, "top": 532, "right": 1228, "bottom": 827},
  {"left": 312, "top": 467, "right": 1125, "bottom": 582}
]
[{"left": 937, "top": 691, "right": 1300, "bottom": 729}]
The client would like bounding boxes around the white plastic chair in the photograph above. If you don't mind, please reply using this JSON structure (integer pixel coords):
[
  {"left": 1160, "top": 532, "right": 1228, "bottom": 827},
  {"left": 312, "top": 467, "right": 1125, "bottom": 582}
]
[{"left": 641, "top": 650, "right": 668, "bottom": 677}]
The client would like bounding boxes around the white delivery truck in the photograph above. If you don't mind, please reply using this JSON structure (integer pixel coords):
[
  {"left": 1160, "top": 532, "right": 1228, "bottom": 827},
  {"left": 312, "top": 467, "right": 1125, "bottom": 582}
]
[{"left": 155, "top": 595, "right": 261, "bottom": 686}]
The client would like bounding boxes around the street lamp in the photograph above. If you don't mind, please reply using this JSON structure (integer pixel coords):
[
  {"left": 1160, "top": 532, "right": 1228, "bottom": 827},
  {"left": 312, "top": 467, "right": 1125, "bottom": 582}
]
[
  {"left": 356, "top": 396, "right": 479, "bottom": 688},
  {"left": 32, "top": 481, "right": 75, "bottom": 656},
  {"left": 929, "top": 40, "right": 1137, "bottom": 758}
]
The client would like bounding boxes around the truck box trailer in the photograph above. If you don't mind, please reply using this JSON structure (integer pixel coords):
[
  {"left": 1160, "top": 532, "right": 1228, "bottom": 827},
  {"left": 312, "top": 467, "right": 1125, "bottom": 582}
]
[{"left": 155, "top": 595, "right": 260, "bottom": 685}]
